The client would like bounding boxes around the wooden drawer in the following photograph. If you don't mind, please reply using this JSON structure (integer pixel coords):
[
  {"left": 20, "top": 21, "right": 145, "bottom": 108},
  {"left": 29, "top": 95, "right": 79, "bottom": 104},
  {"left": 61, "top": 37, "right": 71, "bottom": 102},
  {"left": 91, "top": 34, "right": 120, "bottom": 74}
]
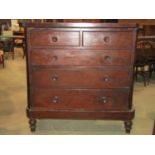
[
  {"left": 32, "top": 89, "right": 129, "bottom": 110},
  {"left": 30, "top": 49, "right": 132, "bottom": 66},
  {"left": 29, "top": 29, "right": 80, "bottom": 47},
  {"left": 32, "top": 68, "right": 131, "bottom": 88},
  {"left": 83, "top": 31, "right": 134, "bottom": 49}
]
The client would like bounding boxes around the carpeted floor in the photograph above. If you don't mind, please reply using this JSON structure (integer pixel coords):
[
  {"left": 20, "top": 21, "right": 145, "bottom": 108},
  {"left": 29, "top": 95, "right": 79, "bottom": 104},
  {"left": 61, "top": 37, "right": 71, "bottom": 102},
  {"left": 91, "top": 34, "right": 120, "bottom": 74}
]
[{"left": 0, "top": 48, "right": 155, "bottom": 135}]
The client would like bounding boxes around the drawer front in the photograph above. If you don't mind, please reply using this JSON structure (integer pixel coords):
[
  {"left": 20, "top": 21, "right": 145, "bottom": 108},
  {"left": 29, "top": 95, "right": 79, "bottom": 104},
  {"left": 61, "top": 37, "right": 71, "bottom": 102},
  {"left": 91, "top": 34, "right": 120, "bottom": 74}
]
[
  {"left": 83, "top": 31, "right": 133, "bottom": 49},
  {"left": 29, "top": 30, "right": 80, "bottom": 47},
  {"left": 32, "top": 69, "right": 131, "bottom": 88},
  {"left": 32, "top": 89, "right": 129, "bottom": 110},
  {"left": 30, "top": 49, "right": 132, "bottom": 66}
]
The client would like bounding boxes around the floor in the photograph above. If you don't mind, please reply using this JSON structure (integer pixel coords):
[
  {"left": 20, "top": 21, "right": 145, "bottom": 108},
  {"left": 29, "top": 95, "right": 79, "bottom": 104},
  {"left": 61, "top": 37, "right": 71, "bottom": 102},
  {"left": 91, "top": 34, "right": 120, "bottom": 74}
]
[{"left": 0, "top": 49, "right": 155, "bottom": 135}]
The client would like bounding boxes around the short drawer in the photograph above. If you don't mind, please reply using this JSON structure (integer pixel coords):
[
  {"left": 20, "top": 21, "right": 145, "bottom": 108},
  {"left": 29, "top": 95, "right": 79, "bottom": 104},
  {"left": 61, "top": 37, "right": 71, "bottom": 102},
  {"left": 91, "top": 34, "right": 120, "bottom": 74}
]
[
  {"left": 83, "top": 31, "right": 134, "bottom": 49},
  {"left": 32, "top": 89, "right": 129, "bottom": 110},
  {"left": 29, "top": 29, "right": 80, "bottom": 47},
  {"left": 32, "top": 68, "right": 131, "bottom": 88},
  {"left": 30, "top": 49, "right": 132, "bottom": 66}
]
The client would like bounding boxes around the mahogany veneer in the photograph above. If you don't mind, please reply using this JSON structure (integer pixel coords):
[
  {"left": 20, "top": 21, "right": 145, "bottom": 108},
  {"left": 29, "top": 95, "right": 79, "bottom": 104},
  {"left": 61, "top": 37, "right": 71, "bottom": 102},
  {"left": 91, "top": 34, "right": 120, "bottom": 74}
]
[{"left": 25, "top": 23, "right": 137, "bottom": 133}]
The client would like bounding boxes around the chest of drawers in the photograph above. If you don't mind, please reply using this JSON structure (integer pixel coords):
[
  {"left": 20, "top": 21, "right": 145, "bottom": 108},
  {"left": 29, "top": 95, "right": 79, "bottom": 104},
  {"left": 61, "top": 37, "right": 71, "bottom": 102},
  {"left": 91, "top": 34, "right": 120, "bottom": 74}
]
[{"left": 25, "top": 23, "right": 137, "bottom": 133}]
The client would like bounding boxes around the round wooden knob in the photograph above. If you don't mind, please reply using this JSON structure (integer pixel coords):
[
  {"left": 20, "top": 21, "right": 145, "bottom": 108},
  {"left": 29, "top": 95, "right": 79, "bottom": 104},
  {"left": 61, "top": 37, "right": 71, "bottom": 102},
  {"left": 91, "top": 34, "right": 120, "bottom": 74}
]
[
  {"left": 52, "top": 96, "right": 59, "bottom": 104},
  {"left": 103, "top": 77, "right": 109, "bottom": 82},
  {"left": 103, "top": 36, "right": 110, "bottom": 43},
  {"left": 104, "top": 55, "right": 112, "bottom": 61},
  {"left": 52, "top": 56, "right": 58, "bottom": 61},
  {"left": 100, "top": 96, "right": 108, "bottom": 104},
  {"left": 51, "top": 75, "right": 59, "bottom": 81},
  {"left": 52, "top": 36, "right": 58, "bottom": 42}
]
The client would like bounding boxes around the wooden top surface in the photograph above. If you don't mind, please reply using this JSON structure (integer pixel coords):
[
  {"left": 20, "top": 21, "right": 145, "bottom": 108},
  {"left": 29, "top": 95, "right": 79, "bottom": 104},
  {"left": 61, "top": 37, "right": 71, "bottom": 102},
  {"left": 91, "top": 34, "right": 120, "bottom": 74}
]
[{"left": 23, "top": 22, "right": 137, "bottom": 28}]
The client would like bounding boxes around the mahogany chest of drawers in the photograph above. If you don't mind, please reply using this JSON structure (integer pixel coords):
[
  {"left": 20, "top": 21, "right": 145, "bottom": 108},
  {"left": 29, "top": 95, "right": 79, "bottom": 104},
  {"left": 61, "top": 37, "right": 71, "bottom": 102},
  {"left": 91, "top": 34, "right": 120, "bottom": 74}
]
[{"left": 25, "top": 23, "right": 137, "bottom": 133}]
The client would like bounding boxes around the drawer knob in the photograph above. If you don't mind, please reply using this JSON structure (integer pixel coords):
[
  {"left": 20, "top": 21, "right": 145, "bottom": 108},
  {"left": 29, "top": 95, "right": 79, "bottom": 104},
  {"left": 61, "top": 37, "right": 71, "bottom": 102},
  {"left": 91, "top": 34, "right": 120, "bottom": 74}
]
[
  {"left": 52, "top": 55, "right": 58, "bottom": 61},
  {"left": 104, "top": 55, "right": 112, "bottom": 62},
  {"left": 52, "top": 36, "right": 58, "bottom": 42},
  {"left": 100, "top": 96, "right": 108, "bottom": 104},
  {"left": 103, "top": 77, "right": 109, "bottom": 82},
  {"left": 51, "top": 75, "right": 59, "bottom": 81},
  {"left": 52, "top": 96, "right": 59, "bottom": 104},
  {"left": 103, "top": 36, "right": 110, "bottom": 43}
]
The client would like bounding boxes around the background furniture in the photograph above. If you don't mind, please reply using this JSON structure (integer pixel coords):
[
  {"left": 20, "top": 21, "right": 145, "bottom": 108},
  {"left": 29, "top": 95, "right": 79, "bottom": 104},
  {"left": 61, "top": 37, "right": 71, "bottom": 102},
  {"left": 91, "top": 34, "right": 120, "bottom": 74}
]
[
  {"left": 0, "top": 49, "right": 4, "bottom": 68},
  {"left": 0, "top": 36, "right": 14, "bottom": 59},
  {"left": 25, "top": 23, "right": 137, "bottom": 133},
  {"left": 136, "top": 36, "right": 155, "bottom": 82},
  {"left": 13, "top": 31, "right": 25, "bottom": 58},
  {"left": 0, "top": 35, "right": 25, "bottom": 59},
  {"left": 135, "top": 41, "right": 154, "bottom": 86},
  {"left": 153, "top": 120, "right": 155, "bottom": 135}
]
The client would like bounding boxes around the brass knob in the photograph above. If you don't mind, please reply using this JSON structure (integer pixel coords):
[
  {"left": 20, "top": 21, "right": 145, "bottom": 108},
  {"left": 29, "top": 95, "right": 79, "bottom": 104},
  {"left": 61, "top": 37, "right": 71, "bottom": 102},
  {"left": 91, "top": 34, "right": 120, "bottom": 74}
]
[
  {"left": 52, "top": 36, "right": 58, "bottom": 42},
  {"left": 51, "top": 75, "right": 59, "bottom": 81},
  {"left": 103, "top": 36, "right": 110, "bottom": 43},
  {"left": 52, "top": 96, "right": 59, "bottom": 104},
  {"left": 100, "top": 96, "right": 108, "bottom": 104}
]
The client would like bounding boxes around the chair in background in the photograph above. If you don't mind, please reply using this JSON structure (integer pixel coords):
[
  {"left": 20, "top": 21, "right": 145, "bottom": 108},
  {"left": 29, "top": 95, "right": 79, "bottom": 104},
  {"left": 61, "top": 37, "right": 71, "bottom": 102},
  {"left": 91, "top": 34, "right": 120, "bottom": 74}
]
[
  {"left": 0, "top": 44, "right": 4, "bottom": 68},
  {"left": 135, "top": 55, "right": 149, "bottom": 86},
  {"left": 135, "top": 41, "right": 153, "bottom": 86},
  {"left": 13, "top": 31, "right": 25, "bottom": 59},
  {"left": 2, "top": 38, "right": 14, "bottom": 59},
  {"left": 0, "top": 49, "right": 4, "bottom": 68},
  {"left": 147, "top": 49, "right": 155, "bottom": 78},
  {"left": 13, "top": 37, "right": 25, "bottom": 58},
  {"left": 0, "top": 30, "right": 14, "bottom": 59}
]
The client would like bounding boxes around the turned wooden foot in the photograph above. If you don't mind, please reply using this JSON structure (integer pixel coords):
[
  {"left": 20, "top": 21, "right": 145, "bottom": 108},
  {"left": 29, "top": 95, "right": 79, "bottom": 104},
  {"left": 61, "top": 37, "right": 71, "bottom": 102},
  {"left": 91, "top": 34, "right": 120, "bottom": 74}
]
[
  {"left": 29, "top": 118, "right": 37, "bottom": 132},
  {"left": 124, "top": 120, "right": 132, "bottom": 134}
]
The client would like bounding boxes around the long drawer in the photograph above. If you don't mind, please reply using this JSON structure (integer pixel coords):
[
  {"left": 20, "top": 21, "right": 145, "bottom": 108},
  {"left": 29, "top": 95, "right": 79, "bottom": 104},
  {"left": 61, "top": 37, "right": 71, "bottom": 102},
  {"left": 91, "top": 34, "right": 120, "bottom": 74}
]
[
  {"left": 30, "top": 49, "right": 132, "bottom": 66},
  {"left": 29, "top": 30, "right": 80, "bottom": 47},
  {"left": 83, "top": 31, "right": 134, "bottom": 49},
  {"left": 32, "top": 68, "right": 131, "bottom": 88},
  {"left": 32, "top": 89, "right": 129, "bottom": 110}
]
